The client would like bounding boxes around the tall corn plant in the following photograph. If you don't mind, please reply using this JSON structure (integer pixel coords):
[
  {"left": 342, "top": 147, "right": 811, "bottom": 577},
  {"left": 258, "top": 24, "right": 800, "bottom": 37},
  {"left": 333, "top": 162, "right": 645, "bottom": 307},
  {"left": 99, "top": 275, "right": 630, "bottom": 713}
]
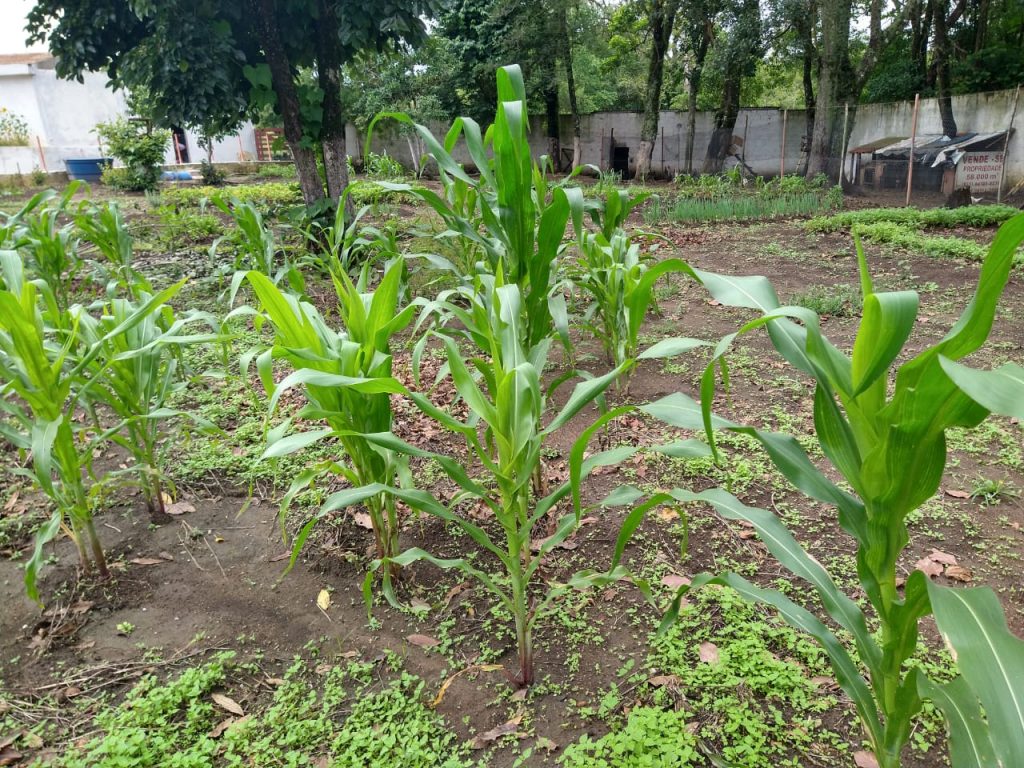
[
  {"left": 0, "top": 254, "right": 183, "bottom": 599},
  {"left": 643, "top": 214, "right": 1024, "bottom": 767},
  {"left": 368, "top": 65, "right": 582, "bottom": 348},
  {"left": 243, "top": 261, "right": 413, "bottom": 595},
  {"left": 72, "top": 294, "right": 218, "bottom": 522},
  {"left": 293, "top": 277, "right": 647, "bottom": 686}
]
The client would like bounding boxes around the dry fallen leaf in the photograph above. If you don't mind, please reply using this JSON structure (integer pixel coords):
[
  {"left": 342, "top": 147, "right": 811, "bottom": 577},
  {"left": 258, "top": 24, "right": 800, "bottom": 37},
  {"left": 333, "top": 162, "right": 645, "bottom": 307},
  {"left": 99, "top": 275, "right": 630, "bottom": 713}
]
[
  {"left": 698, "top": 642, "right": 720, "bottom": 664},
  {"left": 209, "top": 718, "right": 235, "bottom": 738},
  {"left": 432, "top": 664, "right": 504, "bottom": 707},
  {"left": 945, "top": 564, "right": 973, "bottom": 583},
  {"left": 914, "top": 557, "right": 943, "bottom": 578},
  {"left": 352, "top": 512, "right": 374, "bottom": 530},
  {"left": 657, "top": 506, "right": 680, "bottom": 522},
  {"left": 407, "top": 633, "right": 440, "bottom": 648},
  {"left": 648, "top": 674, "right": 682, "bottom": 688},
  {"left": 470, "top": 712, "right": 524, "bottom": 749},
  {"left": 929, "top": 549, "right": 957, "bottom": 565},
  {"left": 211, "top": 693, "right": 245, "bottom": 717},
  {"left": 944, "top": 488, "right": 971, "bottom": 499},
  {"left": 316, "top": 589, "right": 332, "bottom": 612},
  {"left": 166, "top": 501, "right": 195, "bottom": 516},
  {"left": 661, "top": 574, "right": 691, "bottom": 589},
  {"left": 853, "top": 750, "right": 880, "bottom": 768},
  {"left": 130, "top": 557, "right": 166, "bottom": 566}
]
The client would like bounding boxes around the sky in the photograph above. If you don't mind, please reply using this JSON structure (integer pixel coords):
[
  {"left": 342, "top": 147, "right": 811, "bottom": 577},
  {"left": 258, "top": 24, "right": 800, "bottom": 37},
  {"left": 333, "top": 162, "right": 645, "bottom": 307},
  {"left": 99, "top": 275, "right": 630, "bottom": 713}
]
[{"left": 0, "top": 0, "right": 44, "bottom": 54}]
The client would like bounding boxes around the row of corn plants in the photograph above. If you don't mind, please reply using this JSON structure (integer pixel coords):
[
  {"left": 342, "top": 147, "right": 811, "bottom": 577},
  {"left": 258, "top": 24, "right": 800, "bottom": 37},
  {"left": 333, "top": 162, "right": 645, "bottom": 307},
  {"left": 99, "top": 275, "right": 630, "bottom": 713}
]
[{"left": 1, "top": 62, "right": 1022, "bottom": 768}]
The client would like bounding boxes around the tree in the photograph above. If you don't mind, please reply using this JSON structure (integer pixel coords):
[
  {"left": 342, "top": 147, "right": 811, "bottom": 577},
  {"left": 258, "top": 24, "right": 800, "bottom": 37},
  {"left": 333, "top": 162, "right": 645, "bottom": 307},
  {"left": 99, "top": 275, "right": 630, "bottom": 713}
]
[
  {"left": 27, "top": 0, "right": 436, "bottom": 207},
  {"left": 804, "top": 0, "right": 913, "bottom": 179},
  {"left": 701, "top": 0, "right": 762, "bottom": 173},
  {"left": 636, "top": 0, "right": 682, "bottom": 179}
]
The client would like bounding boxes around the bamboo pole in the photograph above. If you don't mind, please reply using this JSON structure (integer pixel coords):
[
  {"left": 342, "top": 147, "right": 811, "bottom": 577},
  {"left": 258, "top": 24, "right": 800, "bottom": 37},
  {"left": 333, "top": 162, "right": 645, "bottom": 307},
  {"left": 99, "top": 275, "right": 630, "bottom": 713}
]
[
  {"left": 780, "top": 109, "right": 787, "bottom": 177},
  {"left": 840, "top": 103, "right": 850, "bottom": 183},
  {"left": 905, "top": 93, "right": 920, "bottom": 207},
  {"left": 997, "top": 84, "right": 1020, "bottom": 203},
  {"left": 35, "top": 136, "right": 47, "bottom": 172}
]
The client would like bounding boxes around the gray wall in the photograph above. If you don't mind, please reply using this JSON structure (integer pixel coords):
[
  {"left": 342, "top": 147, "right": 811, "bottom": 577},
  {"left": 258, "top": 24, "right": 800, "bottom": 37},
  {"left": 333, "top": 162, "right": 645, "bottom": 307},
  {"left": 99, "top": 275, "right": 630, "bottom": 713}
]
[{"left": 353, "top": 86, "right": 1023, "bottom": 188}]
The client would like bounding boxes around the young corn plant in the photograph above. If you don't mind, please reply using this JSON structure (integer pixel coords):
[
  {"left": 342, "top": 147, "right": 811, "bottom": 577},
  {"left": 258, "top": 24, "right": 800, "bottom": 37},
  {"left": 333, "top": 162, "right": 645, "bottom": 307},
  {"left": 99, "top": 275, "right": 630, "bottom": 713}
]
[
  {"left": 13, "top": 182, "right": 84, "bottom": 312},
  {"left": 0, "top": 254, "right": 183, "bottom": 599},
  {"left": 242, "top": 260, "right": 413, "bottom": 597},
  {"left": 72, "top": 294, "right": 218, "bottom": 522},
  {"left": 213, "top": 197, "right": 303, "bottom": 304},
  {"left": 642, "top": 214, "right": 1024, "bottom": 768},
  {"left": 293, "top": 276, "right": 651, "bottom": 686},
  {"left": 368, "top": 64, "right": 582, "bottom": 349},
  {"left": 571, "top": 224, "right": 694, "bottom": 388},
  {"left": 75, "top": 200, "right": 151, "bottom": 298}
]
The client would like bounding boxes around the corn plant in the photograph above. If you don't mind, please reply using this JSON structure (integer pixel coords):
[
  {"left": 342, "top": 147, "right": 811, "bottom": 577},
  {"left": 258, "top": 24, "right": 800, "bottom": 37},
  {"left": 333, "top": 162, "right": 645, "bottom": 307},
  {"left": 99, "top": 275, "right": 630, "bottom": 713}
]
[
  {"left": 75, "top": 200, "right": 151, "bottom": 298},
  {"left": 71, "top": 294, "right": 218, "bottom": 522},
  {"left": 242, "top": 260, "right": 413, "bottom": 596},
  {"left": 642, "top": 214, "right": 1024, "bottom": 767},
  {"left": 12, "top": 182, "right": 84, "bottom": 311},
  {"left": 212, "top": 197, "right": 303, "bottom": 304},
  {"left": 0, "top": 253, "right": 183, "bottom": 599},
  {"left": 290, "top": 276, "right": 651, "bottom": 686},
  {"left": 571, "top": 225, "right": 694, "bottom": 387},
  {"left": 368, "top": 65, "right": 582, "bottom": 348}
]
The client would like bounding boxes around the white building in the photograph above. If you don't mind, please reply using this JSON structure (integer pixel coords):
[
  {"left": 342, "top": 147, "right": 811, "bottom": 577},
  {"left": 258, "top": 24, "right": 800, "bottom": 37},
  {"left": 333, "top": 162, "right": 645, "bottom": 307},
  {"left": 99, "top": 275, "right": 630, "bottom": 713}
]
[{"left": 0, "top": 52, "right": 259, "bottom": 176}]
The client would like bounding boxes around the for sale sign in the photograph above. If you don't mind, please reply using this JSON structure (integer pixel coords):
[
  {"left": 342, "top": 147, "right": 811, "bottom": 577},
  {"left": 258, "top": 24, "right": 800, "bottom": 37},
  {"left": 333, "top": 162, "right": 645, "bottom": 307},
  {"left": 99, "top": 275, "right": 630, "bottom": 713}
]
[{"left": 956, "top": 151, "right": 1005, "bottom": 193}]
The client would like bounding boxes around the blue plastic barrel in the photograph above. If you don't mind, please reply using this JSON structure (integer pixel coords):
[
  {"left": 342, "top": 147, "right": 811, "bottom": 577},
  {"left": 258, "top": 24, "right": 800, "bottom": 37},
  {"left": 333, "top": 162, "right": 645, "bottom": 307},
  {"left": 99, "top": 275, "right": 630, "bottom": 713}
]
[{"left": 65, "top": 158, "right": 112, "bottom": 182}]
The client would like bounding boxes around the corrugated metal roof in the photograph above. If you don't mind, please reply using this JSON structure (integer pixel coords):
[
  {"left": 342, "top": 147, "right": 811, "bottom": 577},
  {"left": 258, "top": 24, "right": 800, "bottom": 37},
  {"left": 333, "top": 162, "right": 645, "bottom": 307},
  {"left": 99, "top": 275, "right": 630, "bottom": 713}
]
[{"left": 849, "top": 136, "right": 908, "bottom": 154}]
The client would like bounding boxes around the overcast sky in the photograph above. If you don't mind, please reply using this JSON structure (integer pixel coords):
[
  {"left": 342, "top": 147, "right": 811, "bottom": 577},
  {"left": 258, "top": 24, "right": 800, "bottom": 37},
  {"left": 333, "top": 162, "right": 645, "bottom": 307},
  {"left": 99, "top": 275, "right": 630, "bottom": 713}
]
[{"left": 0, "top": 0, "right": 44, "bottom": 54}]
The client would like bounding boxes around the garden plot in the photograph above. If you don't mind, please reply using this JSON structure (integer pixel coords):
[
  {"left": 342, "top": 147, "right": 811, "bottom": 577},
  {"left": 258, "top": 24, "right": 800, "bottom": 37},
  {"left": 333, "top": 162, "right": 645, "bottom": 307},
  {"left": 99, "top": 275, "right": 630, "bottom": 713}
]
[{"left": 1, "top": 81, "right": 1024, "bottom": 768}]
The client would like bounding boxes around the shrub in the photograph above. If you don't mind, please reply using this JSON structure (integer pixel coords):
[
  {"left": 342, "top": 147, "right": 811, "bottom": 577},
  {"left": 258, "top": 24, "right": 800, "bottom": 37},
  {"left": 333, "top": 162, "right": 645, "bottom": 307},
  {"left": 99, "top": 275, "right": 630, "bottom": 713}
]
[
  {"left": 198, "top": 159, "right": 226, "bottom": 186},
  {"left": 95, "top": 118, "right": 170, "bottom": 192},
  {"left": 0, "top": 107, "right": 30, "bottom": 146}
]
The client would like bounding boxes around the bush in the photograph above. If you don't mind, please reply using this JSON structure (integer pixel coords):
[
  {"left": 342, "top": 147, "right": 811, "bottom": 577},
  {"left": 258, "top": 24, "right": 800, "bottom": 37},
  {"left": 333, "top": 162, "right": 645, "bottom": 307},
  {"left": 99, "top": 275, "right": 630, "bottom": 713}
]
[
  {"left": 95, "top": 118, "right": 170, "bottom": 192},
  {"left": 0, "top": 107, "right": 30, "bottom": 146},
  {"left": 199, "top": 159, "right": 226, "bottom": 186}
]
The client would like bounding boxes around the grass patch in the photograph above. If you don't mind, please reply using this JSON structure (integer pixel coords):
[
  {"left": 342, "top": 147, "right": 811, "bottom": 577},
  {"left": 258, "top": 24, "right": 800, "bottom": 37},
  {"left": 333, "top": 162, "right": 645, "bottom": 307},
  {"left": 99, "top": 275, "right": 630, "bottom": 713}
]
[
  {"left": 790, "top": 283, "right": 862, "bottom": 317},
  {"left": 645, "top": 191, "right": 840, "bottom": 224},
  {"left": 160, "top": 182, "right": 302, "bottom": 214},
  {"left": 851, "top": 221, "right": 992, "bottom": 261},
  {"left": 805, "top": 204, "right": 1018, "bottom": 232}
]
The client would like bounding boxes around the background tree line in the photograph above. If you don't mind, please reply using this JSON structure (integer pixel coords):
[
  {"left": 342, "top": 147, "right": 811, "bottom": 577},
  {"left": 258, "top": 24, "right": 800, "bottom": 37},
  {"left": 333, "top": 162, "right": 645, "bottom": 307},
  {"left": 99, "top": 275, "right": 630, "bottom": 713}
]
[{"left": 27, "top": 0, "right": 1024, "bottom": 198}]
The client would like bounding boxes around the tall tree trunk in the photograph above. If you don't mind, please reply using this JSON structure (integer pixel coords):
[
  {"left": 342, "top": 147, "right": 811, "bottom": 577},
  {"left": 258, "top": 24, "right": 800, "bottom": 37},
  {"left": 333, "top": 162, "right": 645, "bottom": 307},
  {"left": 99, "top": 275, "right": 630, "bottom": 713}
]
[
  {"left": 315, "top": 0, "right": 353, "bottom": 218},
  {"left": 799, "top": 1, "right": 817, "bottom": 174},
  {"left": 543, "top": 62, "right": 561, "bottom": 168},
  {"left": 933, "top": 0, "right": 958, "bottom": 137},
  {"left": 806, "top": 0, "right": 854, "bottom": 178},
  {"left": 973, "top": 0, "right": 990, "bottom": 51},
  {"left": 636, "top": 0, "right": 679, "bottom": 179},
  {"left": 685, "top": 19, "right": 713, "bottom": 174},
  {"left": 702, "top": 73, "right": 741, "bottom": 172},
  {"left": 559, "top": 2, "right": 582, "bottom": 169},
  {"left": 251, "top": 0, "right": 324, "bottom": 205}
]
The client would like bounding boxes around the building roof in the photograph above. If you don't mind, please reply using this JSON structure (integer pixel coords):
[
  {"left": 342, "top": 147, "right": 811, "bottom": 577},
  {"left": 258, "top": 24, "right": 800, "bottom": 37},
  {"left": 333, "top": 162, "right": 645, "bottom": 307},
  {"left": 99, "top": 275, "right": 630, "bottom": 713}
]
[
  {"left": 849, "top": 136, "right": 908, "bottom": 154},
  {"left": 0, "top": 52, "right": 53, "bottom": 65}
]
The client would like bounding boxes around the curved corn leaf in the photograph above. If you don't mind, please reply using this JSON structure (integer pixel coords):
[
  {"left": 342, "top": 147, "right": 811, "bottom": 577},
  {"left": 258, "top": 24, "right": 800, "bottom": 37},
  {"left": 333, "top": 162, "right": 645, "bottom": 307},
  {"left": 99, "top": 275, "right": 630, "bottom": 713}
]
[
  {"left": 940, "top": 358, "right": 1024, "bottom": 420},
  {"left": 928, "top": 581, "right": 1024, "bottom": 768}
]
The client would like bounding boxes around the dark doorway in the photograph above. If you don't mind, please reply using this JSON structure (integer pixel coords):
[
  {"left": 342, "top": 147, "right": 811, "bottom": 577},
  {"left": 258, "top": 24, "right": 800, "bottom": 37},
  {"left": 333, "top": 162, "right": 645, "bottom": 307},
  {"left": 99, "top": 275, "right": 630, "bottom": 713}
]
[
  {"left": 612, "top": 145, "right": 630, "bottom": 175},
  {"left": 172, "top": 127, "right": 190, "bottom": 164}
]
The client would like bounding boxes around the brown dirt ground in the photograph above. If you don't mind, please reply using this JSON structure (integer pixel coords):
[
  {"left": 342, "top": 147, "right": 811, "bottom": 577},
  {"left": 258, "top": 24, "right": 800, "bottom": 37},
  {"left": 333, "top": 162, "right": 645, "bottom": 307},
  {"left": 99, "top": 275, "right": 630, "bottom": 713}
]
[{"left": 1, "top": 194, "right": 1023, "bottom": 767}]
